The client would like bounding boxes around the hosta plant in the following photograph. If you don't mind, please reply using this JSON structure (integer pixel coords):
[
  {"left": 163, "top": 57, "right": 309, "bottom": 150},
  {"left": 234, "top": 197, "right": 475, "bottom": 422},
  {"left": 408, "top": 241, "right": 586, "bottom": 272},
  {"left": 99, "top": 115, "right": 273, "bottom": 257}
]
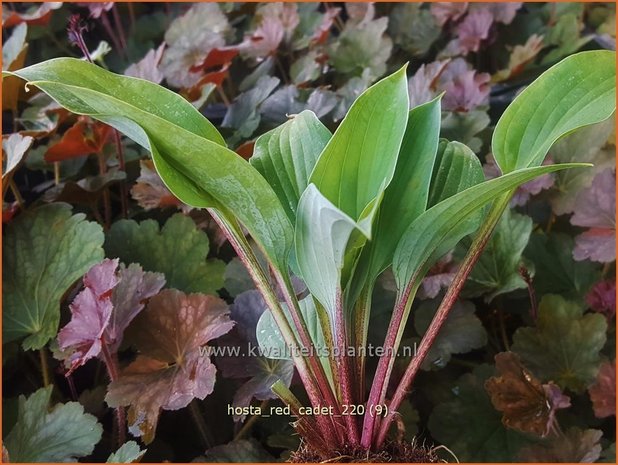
[{"left": 6, "top": 49, "right": 615, "bottom": 459}]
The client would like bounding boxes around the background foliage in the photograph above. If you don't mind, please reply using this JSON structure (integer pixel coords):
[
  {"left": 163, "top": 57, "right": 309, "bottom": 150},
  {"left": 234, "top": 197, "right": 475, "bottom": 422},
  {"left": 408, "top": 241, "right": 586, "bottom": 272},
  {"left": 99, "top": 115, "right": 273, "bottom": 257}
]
[{"left": 2, "top": 2, "right": 616, "bottom": 462}]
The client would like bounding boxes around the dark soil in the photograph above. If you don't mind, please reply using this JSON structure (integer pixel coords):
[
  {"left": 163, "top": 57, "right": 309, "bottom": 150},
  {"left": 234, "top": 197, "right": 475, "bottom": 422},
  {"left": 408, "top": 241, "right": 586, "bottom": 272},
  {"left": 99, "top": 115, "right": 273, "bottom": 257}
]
[{"left": 289, "top": 440, "right": 442, "bottom": 463}]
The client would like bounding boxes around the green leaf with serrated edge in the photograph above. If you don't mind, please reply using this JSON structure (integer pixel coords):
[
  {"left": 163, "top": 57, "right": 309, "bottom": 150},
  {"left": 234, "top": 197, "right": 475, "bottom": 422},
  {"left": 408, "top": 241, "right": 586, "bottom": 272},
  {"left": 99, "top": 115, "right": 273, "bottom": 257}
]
[
  {"left": 523, "top": 232, "right": 600, "bottom": 300},
  {"left": 295, "top": 184, "right": 365, "bottom": 322},
  {"left": 428, "top": 366, "right": 534, "bottom": 462},
  {"left": 456, "top": 209, "right": 533, "bottom": 301},
  {"left": 256, "top": 295, "right": 332, "bottom": 384},
  {"left": 549, "top": 117, "right": 615, "bottom": 215},
  {"left": 492, "top": 50, "right": 616, "bottom": 173},
  {"left": 512, "top": 294, "right": 607, "bottom": 393},
  {"left": 250, "top": 110, "right": 331, "bottom": 223},
  {"left": 393, "top": 163, "right": 587, "bottom": 290},
  {"left": 107, "top": 441, "right": 146, "bottom": 463},
  {"left": 3, "top": 203, "right": 104, "bottom": 350},
  {"left": 224, "top": 258, "right": 255, "bottom": 298},
  {"left": 5, "top": 386, "right": 102, "bottom": 462},
  {"left": 7, "top": 58, "right": 293, "bottom": 271},
  {"left": 105, "top": 213, "right": 224, "bottom": 294},
  {"left": 414, "top": 299, "right": 487, "bottom": 370},
  {"left": 309, "top": 65, "right": 409, "bottom": 230},
  {"left": 327, "top": 17, "right": 393, "bottom": 79}
]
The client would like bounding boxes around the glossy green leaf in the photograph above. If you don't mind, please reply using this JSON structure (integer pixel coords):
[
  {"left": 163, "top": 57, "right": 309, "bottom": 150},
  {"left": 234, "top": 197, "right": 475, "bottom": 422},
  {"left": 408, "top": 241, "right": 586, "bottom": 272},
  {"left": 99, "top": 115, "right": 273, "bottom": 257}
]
[
  {"left": 5, "top": 386, "right": 103, "bottom": 462},
  {"left": 250, "top": 110, "right": 331, "bottom": 223},
  {"left": 3, "top": 203, "right": 104, "bottom": 350},
  {"left": 364, "top": 97, "right": 442, "bottom": 280},
  {"left": 295, "top": 184, "right": 364, "bottom": 318},
  {"left": 492, "top": 50, "right": 616, "bottom": 173},
  {"left": 105, "top": 213, "right": 224, "bottom": 294},
  {"left": 8, "top": 58, "right": 293, "bottom": 270},
  {"left": 309, "top": 65, "right": 409, "bottom": 227},
  {"left": 425, "top": 139, "right": 486, "bottom": 264},
  {"left": 427, "top": 140, "right": 485, "bottom": 208},
  {"left": 393, "top": 163, "right": 587, "bottom": 290}
]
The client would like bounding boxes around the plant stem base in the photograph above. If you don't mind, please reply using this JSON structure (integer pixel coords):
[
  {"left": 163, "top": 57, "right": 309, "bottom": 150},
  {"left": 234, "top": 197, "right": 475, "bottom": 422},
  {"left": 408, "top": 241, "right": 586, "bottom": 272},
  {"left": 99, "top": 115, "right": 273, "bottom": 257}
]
[{"left": 288, "top": 439, "right": 440, "bottom": 463}]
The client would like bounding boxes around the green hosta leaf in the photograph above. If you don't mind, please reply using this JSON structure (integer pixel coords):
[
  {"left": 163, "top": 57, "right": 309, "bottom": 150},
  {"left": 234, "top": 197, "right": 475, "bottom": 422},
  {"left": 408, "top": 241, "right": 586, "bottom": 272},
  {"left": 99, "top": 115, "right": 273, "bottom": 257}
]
[
  {"left": 364, "top": 97, "right": 442, "bottom": 281},
  {"left": 415, "top": 299, "right": 487, "bottom": 370},
  {"left": 393, "top": 163, "right": 586, "bottom": 290},
  {"left": 428, "top": 140, "right": 485, "bottom": 207},
  {"left": 5, "top": 386, "right": 103, "bottom": 462},
  {"left": 257, "top": 295, "right": 331, "bottom": 382},
  {"left": 105, "top": 213, "right": 224, "bottom": 294},
  {"left": 295, "top": 184, "right": 364, "bottom": 318},
  {"left": 250, "top": 111, "right": 331, "bottom": 223},
  {"left": 456, "top": 209, "right": 533, "bottom": 301},
  {"left": 8, "top": 58, "right": 223, "bottom": 144},
  {"left": 8, "top": 58, "right": 293, "bottom": 271},
  {"left": 310, "top": 65, "right": 409, "bottom": 227},
  {"left": 512, "top": 294, "right": 607, "bottom": 393},
  {"left": 524, "top": 232, "right": 600, "bottom": 300},
  {"left": 428, "top": 366, "right": 533, "bottom": 462},
  {"left": 492, "top": 50, "right": 616, "bottom": 173},
  {"left": 424, "top": 139, "right": 486, "bottom": 281},
  {"left": 3, "top": 203, "right": 104, "bottom": 350},
  {"left": 107, "top": 441, "right": 146, "bottom": 463}
]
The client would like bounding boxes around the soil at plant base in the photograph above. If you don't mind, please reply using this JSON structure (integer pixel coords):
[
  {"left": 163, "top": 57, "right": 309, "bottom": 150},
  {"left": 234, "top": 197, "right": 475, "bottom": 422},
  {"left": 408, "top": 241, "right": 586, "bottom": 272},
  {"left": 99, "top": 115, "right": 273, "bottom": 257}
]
[{"left": 289, "top": 440, "right": 441, "bottom": 463}]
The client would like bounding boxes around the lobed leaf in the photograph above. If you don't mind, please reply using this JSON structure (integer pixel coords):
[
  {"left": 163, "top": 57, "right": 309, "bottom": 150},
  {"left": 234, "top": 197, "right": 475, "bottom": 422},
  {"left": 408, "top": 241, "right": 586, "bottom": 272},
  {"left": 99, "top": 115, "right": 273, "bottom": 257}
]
[
  {"left": 106, "top": 441, "right": 146, "bottom": 463},
  {"left": 106, "top": 289, "right": 234, "bottom": 443},
  {"left": 414, "top": 299, "right": 487, "bottom": 370},
  {"left": 428, "top": 366, "right": 533, "bottom": 462},
  {"left": 5, "top": 386, "right": 102, "bottom": 462},
  {"left": 456, "top": 209, "right": 533, "bottom": 301},
  {"left": 57, "top": 259, "right": 166, "bottom": 373},
  {"left": 105, "top": 213, "right": 223, "bottom": 294},
  {"left": 512, "top": 295, "right": 607, "bottom": 393},
  {"left": 3, "top": 203, "right": 104, "bottom": 350},
  {"left": 523, "top": 232, "right": 599, "bottom": 300}
]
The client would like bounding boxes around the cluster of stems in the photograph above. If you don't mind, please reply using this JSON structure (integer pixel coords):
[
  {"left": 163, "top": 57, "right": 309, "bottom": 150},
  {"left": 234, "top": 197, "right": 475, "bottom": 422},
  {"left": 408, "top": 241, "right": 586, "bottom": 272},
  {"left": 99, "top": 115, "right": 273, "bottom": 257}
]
[{"left": 210, "top": 190, "right": 513, "bottom": 454}]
